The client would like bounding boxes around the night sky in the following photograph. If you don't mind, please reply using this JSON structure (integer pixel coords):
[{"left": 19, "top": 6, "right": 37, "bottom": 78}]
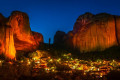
[{"left": 0, "top": 0, "right": 120, "bottom": 43}]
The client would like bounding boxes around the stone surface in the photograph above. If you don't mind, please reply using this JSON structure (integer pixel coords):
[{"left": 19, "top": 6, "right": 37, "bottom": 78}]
[
  {"left": 54, "top": 13, "right": 120, "bottom": 52},
  {"left": 72, "top": 13, "right": 120, "bottom": 52},
  {"left": 63, "top": 31, "right": 74, "bottom": 48},
  {"left": 5, "top": 26, "right": 16, "bottom": 59},
  {"left": 0, "top": 11, "right": 43, "bottom": 59},
  {"left": 54, "top": 31, "right": 66, "bottom": 44},
  {"left": 115, "top": 16, "right": 120, "bottom": 44}
]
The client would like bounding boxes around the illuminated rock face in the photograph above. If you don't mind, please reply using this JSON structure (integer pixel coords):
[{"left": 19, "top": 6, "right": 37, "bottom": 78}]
[
  {"left": 115, "top": 16, "right": 120, "bottom": 44},
  {"left": 0, "top": 14, "right": 6, "bottom": 54},
  {"left": 54, "top": 13, "right": 120, "bottom": 52},
  {"left": 72, "top": 13, "right": 120, "bottom": 52},
  {"left": 0, "top": 11, "right": 43, "bottom": 59},
  {"left": 5, "top": 27, "right": 16, "bottom": 59},
  {"left": 9, "top": 11, "right": 43, "bottom": 51}
]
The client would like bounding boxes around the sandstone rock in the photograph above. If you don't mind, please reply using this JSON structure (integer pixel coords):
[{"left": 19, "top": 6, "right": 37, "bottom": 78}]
[
  {"left": 63, "top": 31, "right": 74, "bottom": 48},
  {"left": 54, "top": 31, "right": 66, "bottom": 44},
  {"left": 115, "top": 16, "right": 120, "bottom": 44},
  {"left": 72, "top": 13, "right": 120, "bottom": 52},
  {"left": 0, "top": 11, "right": 43, "bottom": 59},
  {"left": 55, "top": 13, "right": 120, "bottom": 53},
  {"left": 73, "top": 12, "right": 94, "bottom": 33},
  {"left": 32, "top": 31, "right": 43, "bottom": 46},
  {"left": 5, "top": 26, "right": 16, "bottom": 59},
  {"left": 0, "top": 14, "right": 5, "bottom": 54}
]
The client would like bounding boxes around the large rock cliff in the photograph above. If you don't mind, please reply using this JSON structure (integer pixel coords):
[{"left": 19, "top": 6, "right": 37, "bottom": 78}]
[
  {"left": 54, "top": 13, "right": 120, "bottom": 53},
  {"left": 0, "top": 11, "right": 43, "bottom": 59}
]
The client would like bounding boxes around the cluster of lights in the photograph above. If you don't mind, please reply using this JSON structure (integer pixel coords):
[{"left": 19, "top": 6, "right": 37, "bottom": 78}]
[
  {"left": 0, "top": 51, "right": 120, "bottom": 79},
  {"left": 24, "top": 52, "right": 119, "bottom": 78}
]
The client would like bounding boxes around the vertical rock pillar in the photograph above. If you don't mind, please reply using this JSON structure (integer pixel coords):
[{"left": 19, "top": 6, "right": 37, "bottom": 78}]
[{"left": 5, "top": 26, "right": 16, "bottom": 59}]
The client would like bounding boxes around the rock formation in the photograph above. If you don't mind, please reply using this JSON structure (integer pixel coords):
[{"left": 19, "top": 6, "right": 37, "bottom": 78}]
[
  {"left": 0, "top": 11, "right": 43, "bottom": 59},
  {"left": 54, "top": 13, "right": 120, "bottom": 53},
  {"left": 54, "top": 31, "right": 66, "bottom": 44}
]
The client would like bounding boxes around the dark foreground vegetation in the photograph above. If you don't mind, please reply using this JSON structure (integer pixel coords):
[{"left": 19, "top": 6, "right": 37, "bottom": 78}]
[
  {"left": 0, "top": 61, "right": 119, "bottom": 80},
  {"left": 0, "top": 44, "right": 120, "bottom": 80},
  {"left": 42, "top": 44, "right": 120, "bottom": 61}
]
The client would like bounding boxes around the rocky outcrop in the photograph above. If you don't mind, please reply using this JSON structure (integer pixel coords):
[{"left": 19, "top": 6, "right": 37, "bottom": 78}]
[
  {"left": 54, "top": 31, "right": 66, "bottom": 44},
  {"left": 63, "top": 31, "right": 74, "bottom": 48},
  {"left": 54, "top": 13, "right": 120, "bottom": 53},
  {"left": 32, "top": 31, "right": 43, "bottom": 45},
  {"left": 5, "top": 26, "right": 16, "bottom": 59},
  {"left": 72, "top": 13, "right": 118, "bottom": 52},
  {"left": 115, "top": 16, "right": 120, "bottom": 44},
  {"left": 0, "top": 11, "right": 43, "bottom": 59}
]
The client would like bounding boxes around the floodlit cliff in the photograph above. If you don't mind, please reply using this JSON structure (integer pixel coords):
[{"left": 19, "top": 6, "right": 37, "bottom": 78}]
[
  {"left": 0, "top": 11, "right": 43, "bottom": 59},
  {"left": 54, "top": 13, "right": 120, "bottom": 52}
]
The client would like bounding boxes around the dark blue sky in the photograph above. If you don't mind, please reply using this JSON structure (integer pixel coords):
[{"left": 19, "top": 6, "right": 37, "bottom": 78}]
[{"left": 0, "top": 0, "right": 120, "bottom": 43}]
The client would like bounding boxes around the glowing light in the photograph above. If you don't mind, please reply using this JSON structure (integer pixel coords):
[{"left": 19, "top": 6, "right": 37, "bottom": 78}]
[
  {"left": 84, "top": 72, "right": 86, "bottom": 75},
  {"left": 36, "top": 61, "right": 40, "bottom": 63},
  {"left": 57, "top": 58, "right": 61, "bottom": 62},
  {"left": 98, "top": 68, "right": 99, "bottom": 71},
  {"left": 21, "top": 60, "right": 23, "bottom": 63},
  {"left": 49, "top": 59, "right": 53, "bottom": 62},
  {"left": 72, "top": 66, "right": 76, "bottom": 69}
]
